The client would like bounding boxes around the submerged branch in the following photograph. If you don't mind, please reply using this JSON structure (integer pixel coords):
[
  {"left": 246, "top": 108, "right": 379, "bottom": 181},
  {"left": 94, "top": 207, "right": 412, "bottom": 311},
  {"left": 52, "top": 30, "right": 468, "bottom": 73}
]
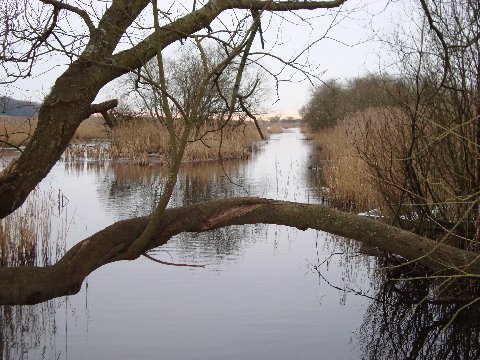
[{"left": 1, "top": 197, "right": 479, "bottom": 305}]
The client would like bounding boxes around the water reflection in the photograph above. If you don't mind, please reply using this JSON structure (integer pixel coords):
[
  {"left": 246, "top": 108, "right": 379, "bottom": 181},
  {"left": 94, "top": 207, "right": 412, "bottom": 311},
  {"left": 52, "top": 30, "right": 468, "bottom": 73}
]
[{"left": 354, "top": 257, "right": 480, "bottom": 360}]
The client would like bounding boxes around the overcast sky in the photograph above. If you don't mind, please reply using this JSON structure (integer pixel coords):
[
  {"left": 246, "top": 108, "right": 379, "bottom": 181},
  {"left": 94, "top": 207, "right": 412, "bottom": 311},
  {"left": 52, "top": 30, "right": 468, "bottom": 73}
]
[{"left": 4, "top": 0, "right": 408, "bottom": 117}]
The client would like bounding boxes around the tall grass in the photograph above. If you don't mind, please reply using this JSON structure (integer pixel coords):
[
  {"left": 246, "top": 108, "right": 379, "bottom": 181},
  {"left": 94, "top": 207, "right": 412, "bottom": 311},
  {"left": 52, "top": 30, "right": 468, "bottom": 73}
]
[
  {"left": 0, "top": 115, "right": 36, "bottom": 148},
  {"left": 0, "top": 115, "right": 108, "bottom": 149},
  {"left": 0, "top": 115, "right": 109, "bottom": 147},
  {"left": 73, "top": 116, "right": 110, "bottom": 140},
  {"left": 308, "top": 104, "right": 480, "bottom": 245},
  {"left": 0, "top": 188, "right": 66, "bottom": 267},
  {"left": 307, "top": 109, "right": 382, "bottom": 212},
  {"left": 1, "top": 114, "right": 267, "bottom": 165},
  {"left": 266, "top": 123, "right": 284, "bottom": 133},
  {"left": 110, "top": 118, "right": 266, "bottom": 164}
]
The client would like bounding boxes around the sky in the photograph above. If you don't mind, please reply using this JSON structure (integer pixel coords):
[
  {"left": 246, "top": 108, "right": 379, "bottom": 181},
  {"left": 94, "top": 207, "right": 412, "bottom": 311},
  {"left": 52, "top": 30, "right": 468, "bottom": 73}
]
[{"left": 2, "top": 0, "right": 407, "bottom": 117}]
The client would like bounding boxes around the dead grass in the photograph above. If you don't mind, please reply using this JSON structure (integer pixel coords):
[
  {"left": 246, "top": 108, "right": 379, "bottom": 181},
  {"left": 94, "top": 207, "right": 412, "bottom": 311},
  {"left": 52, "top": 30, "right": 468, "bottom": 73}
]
[
  {"left": 1, "top": 113, "right": 266, "bottom": 165},
  {"left": 110, "top": 118, "right": 266, "bottom": 164},
  {"left": 73, "top": 116, "right": 110, "bottom": 140},
  {"left": 0, "top": 115, "right": 37, "bottom": 148},
  {"left": 307, "top": 109, "right": 383, "bottom": 212},
  {"left": 0, "top": 115, "right": 109, "bottom": 148},
  {"left": 266, "top": 123, "right": 284, "bottom": 133},
  {"left": 0, "top": 188, "right": 66, "bottom": 359},
  {"left": 0, "top": 188, "right": 65, "bottom": 267}
]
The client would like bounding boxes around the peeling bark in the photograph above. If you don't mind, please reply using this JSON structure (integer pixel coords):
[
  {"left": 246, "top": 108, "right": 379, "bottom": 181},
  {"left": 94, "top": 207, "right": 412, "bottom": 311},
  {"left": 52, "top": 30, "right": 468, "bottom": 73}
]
[{"left": 1, "top": 197, "right": 479, "bottom": 305}]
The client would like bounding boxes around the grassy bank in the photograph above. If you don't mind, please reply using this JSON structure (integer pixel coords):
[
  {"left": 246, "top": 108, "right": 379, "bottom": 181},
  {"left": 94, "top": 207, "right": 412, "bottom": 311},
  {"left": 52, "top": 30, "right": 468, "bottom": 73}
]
[{"left": 1, "top": 114, "right": 272, "bottom": 164}]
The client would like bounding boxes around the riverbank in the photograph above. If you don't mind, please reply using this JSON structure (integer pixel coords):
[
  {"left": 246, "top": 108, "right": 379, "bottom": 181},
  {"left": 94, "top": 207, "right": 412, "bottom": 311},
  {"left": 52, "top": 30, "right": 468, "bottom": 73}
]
[{"left": 1, "top": 115, "right": 286, "bottom": 165}]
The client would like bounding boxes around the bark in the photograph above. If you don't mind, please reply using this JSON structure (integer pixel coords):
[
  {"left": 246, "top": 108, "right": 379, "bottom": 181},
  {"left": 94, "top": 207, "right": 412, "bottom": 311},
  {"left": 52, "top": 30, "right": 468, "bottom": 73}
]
[{"left": 1, "top": 197, "right": 479, "bottom": 305}]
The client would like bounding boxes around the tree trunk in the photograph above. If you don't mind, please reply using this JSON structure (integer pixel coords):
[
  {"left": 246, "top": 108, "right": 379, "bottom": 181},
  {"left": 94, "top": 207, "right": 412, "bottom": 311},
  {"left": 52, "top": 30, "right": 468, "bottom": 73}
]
[{"left": 0, "top": 64, "right": 101, "bottom": 219}]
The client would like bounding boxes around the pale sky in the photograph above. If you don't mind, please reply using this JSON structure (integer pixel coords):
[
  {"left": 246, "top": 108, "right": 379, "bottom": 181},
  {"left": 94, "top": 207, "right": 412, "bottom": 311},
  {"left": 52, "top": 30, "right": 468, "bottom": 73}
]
[{"left": 3, "top": 0, "right": 407, "bottom": 117}]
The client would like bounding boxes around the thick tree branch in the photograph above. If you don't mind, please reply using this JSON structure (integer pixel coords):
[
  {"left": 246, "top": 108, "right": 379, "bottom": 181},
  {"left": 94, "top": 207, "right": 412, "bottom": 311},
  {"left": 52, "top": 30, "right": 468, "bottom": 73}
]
[
  {"left": 90, "top": 99, "right": 118, "bottom": 114},
  {"left": 1, "top": 197, "right": 480, "bottom": 305}
]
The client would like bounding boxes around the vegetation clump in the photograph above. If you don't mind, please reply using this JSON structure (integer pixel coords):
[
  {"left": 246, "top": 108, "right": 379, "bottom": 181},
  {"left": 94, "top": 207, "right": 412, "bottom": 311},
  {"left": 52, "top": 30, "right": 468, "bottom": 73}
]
[
  {"left": 303, "top": 0, "right": 480, "bottom": 250},
  {"left": 110, "top": 118, "right": 266, "bottom": 164}
]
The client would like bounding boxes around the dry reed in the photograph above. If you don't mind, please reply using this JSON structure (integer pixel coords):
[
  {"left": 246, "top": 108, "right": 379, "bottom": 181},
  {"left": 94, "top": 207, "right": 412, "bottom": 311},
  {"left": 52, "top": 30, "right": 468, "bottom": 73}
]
[
  {"left": 0, "top": 188, "right": 66, "bottom": 359},
  {"left": 1, "top": 114, "right": 266, "bottom": 165},
  {"left": 307, "top": 109, "right": 383, "bottom": 212},
  {"left": 0, "top": 115, "right": 37, "bottom": 148},
  {"left": 0, "top": 114, "right": 109, "bottom": 149},
  {"left": 266, "top": 123, "right": 284, "bottom": 133},
  {"left": 110, "top": 118, "right": 266, "bottom": 164},
  {"left": 0, "top": 188, "right": 66, "bottom": 267},
  {"left": 73, "top": 116, "right": 110, "bottom": 140}
]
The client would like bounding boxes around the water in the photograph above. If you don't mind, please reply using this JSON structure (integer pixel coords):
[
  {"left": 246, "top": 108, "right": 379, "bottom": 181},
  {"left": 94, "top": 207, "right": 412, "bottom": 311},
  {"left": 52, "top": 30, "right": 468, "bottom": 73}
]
[{"left": 2, "top": 128, "right": 480, "bottom": 359}]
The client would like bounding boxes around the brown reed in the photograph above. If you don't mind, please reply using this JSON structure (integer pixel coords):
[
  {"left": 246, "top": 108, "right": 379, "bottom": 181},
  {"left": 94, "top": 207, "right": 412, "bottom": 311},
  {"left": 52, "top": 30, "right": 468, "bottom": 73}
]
[
  {"left": 73, "top": 116, "right": 110, "bottom": 140},
  {"left": 306, "top": 109, "right": 383, "bottom": 213},
  {"left": 110, "top": 118, "right": 267, "bottom": 164},
  {"left": 0, "top": 188, "right": 66, "bottom": 267},
  {"left": 0, "top": 188, "right": 66, "bottom": 359},
  {"left": 0, "top": 115, "right": 37, "bottom": 148}
]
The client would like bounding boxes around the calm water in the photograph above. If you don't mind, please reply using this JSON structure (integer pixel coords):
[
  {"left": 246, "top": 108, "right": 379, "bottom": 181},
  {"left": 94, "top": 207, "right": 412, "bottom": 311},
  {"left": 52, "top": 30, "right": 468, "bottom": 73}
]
[{"left": 2, "top": 128, "right": 480, "bottom": 359}]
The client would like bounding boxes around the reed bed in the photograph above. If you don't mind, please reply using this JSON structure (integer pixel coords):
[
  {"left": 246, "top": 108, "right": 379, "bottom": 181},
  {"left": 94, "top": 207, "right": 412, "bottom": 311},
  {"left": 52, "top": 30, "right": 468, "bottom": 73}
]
[
  {"left": 110, "top": 119, "right": 266, "bottom": 165},
  {"left": 0, "top": 188, "right": 66, "bottom": 359},
  {"left": 265, "top": 123, "right": 284, "bottom": 133},
  {"left": 63, "top": 141, "right": 111, "bottom": 161},
  {"left": 73, "top": 116, "right": 110, "bottom": 140},
  {"left": 307, "top": 109, "right": 382, "bottom": 213},
  {"left": 0, "top": 115, "right": 108, "bottom": 149},
  {"left": 1, "top": 114, "right": 267, "bottom": 166},
  {"left": 0, "top": 115, "right": 37, "bottom": 148},
  {"left": 0, "top": 188, "right": 66, "bottom": 267}
]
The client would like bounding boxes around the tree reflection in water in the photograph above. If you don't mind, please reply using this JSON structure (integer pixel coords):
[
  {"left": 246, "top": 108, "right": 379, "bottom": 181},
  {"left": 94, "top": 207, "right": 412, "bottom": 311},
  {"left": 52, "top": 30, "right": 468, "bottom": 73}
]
[
  {"left": 308, "top": 233, "right": 480, "bottom": 359},
  {"left": 357, "top": 261, "right": 480, "bottom": 360},
  {"left": 65, "top": 160, "right": 245, "bottom": 219},
  {"left": 92, "top": 160, "right": 256, "bottom": 263}
]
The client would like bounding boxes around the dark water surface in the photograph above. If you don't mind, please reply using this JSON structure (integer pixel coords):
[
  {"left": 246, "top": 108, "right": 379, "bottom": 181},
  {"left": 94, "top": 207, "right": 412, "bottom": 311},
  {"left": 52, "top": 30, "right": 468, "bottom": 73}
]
[{"left": 3, "top": 128, "right": 480, "bottom": 359}]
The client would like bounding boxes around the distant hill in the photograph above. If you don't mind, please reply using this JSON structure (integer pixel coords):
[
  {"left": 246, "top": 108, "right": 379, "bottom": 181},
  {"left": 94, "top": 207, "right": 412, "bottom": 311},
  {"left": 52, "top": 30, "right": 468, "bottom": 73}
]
[{"left": 0, "top": 97, "right": 40, "bottom": 116}]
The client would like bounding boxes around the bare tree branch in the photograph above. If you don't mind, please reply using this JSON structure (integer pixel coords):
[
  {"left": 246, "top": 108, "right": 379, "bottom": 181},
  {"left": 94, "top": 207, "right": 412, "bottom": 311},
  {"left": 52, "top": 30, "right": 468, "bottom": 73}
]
[{"left": 39, "top": 0, "right": 96, "bottom": 34}]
